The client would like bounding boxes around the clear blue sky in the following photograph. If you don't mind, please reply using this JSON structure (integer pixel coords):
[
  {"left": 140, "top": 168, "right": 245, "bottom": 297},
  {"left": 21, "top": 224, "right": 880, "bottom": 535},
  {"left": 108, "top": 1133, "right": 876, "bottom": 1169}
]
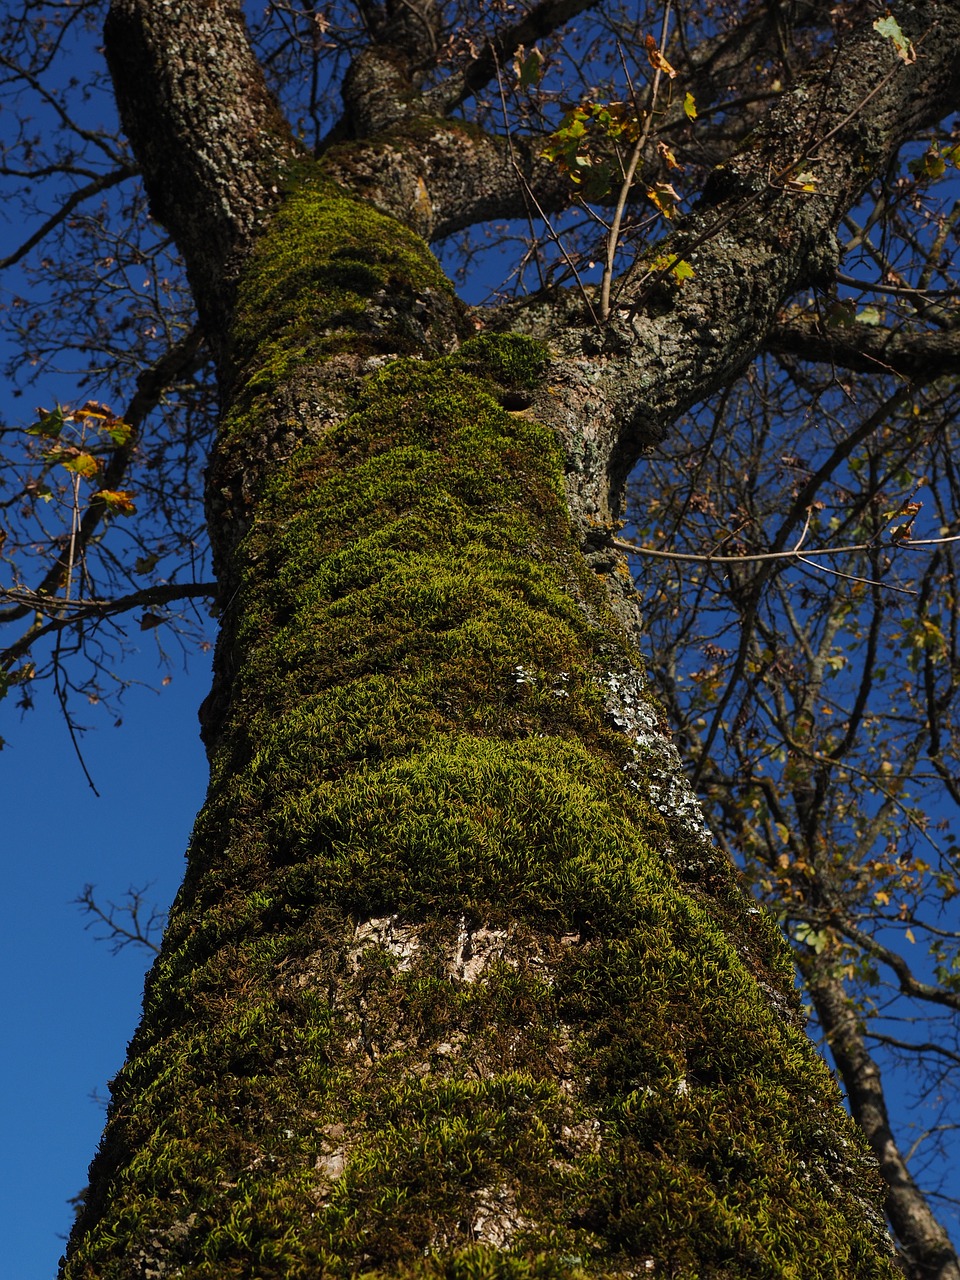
[{"left": 2, "top": 649, "right": 211, "bottom": 1279}]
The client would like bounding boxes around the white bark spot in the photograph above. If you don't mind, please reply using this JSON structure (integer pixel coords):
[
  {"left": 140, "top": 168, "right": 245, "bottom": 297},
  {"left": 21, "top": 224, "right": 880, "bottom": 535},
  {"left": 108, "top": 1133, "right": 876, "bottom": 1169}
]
[
  {"left": 348, "top": 915, "right": 421, "bottom": 971},
  {"left": 603, "top": 669, "right": 713, "bottom": 848}
]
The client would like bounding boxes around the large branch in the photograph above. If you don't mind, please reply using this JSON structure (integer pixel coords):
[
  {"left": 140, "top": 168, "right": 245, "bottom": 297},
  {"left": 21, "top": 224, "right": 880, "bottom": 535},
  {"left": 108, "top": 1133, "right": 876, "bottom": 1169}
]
[
  {"left": 802, "top": 960, "right": 960, "bottom": 1280},
  {"left": 322, "top": 0, "right": 829, "bottom": 245},
  {"left": 519, "top": 0, "right": 960, "bottom": 525},
  {"left": 103, "top": 0, "right": 300, "bottom": 342},
  {"left": 320, "top": 123, "right": 569, "bottom": 242},
  {"left": 766, "top": 312, "right": 960, "bottom": 381}
]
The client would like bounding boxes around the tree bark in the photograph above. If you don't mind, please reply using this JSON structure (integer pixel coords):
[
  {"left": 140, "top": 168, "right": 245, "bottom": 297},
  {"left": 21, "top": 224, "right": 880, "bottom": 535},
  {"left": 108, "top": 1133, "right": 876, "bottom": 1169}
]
[{"left": 60, "top": 0, "right": 960, "bottom": 1275}]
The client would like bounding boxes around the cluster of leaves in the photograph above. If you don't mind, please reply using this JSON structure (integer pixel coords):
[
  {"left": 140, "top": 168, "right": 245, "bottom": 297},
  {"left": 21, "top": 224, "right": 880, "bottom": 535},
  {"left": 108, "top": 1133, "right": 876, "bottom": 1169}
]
[
  {"left": 25, "top": 401, "right": 135, "bottom": 516},
  {"left": 541, "top": 100, "right": 643, "bottom": 200}
]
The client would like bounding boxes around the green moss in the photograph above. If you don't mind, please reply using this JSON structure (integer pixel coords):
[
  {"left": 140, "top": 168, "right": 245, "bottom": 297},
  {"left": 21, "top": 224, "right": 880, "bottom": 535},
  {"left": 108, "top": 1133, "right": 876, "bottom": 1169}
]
[
  {"left": 62, "top": 179, "right": 895, "bottom": 1280},
  {"left": 225, "top": 163, "right": 459, "bottom": 438},
  {"left": 451, "top": 333, "right": 551, "bottom": 396}
]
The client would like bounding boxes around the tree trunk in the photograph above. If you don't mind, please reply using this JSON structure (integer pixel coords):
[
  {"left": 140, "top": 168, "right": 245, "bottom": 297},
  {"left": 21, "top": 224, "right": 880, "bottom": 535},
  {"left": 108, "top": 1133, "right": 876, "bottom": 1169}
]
[{"left": 61, "top": 0, "right": 960, "bottom": 1273}]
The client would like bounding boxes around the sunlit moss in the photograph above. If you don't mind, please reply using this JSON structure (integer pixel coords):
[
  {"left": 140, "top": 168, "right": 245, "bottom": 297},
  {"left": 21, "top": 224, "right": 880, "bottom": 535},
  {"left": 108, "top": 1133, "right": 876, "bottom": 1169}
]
[{"left": 62, "top": 167, "right": 895, "bottom": 1280}]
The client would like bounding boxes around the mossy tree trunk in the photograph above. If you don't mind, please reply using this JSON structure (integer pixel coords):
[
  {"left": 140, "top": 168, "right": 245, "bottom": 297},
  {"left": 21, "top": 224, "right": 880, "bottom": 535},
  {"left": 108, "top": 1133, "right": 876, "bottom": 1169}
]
[{"left": 62, "top": 1, "right": 960, "bottom": 1276}]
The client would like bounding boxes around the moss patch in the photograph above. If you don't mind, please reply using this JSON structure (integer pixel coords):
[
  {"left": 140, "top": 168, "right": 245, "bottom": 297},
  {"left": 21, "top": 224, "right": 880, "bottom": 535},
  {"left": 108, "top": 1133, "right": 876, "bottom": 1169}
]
[
  {"left": 62, "top": 178, "right": 895, "bottom": 1280},
  {"left": 224, "top": 166, "right": 459, "bottom": 440}
]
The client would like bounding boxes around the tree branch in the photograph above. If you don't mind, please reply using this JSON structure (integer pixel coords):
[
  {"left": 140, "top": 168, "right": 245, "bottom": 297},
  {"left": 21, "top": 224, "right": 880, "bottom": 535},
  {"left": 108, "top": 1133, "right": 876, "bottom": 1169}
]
[
  {"left": 802, "top": 959, "right": 960, "bottom": 1280},
  {"left": 523, "top": 0, "right": 960, "bottom": 521},
  {"left": 766, "top": 313, "right": 960, "bottom": 381},
  {"left": 0, "top": 164, "right": 137, "bottom": 270},
  {"left": 0, "top": 581, "right": 217, "bottom": 672}
]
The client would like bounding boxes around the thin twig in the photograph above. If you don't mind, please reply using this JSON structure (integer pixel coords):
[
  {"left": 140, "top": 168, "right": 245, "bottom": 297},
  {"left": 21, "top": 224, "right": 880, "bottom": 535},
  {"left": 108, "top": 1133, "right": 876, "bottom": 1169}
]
[
  {"left": 600, "top": 6, "right": 672, "bottom": 321},
  {"left": 612, "top": 530, "right": 960, "bottom": 564}
]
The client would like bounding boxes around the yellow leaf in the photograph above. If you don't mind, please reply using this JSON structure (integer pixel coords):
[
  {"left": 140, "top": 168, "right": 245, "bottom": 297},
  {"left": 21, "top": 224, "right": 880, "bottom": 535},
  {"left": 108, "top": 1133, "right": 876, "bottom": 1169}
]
[
  {"left": 62, "top": 452, "right": 100, "bottom": 479},
  {"left": 646, "top": 182, "right": 680, "bottom": 218},
  {"left": 94, "top": 488, "right": 137, "bottom": 516},
  {"left": 683, "top": 92, "right": 697, "bottom": 120}
]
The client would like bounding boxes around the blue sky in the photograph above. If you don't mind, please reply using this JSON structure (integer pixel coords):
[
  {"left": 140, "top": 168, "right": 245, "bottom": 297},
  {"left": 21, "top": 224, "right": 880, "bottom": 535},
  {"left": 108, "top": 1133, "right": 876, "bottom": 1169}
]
[{"left": 2, "top": 647, "right": 211, "bottom": 1278}]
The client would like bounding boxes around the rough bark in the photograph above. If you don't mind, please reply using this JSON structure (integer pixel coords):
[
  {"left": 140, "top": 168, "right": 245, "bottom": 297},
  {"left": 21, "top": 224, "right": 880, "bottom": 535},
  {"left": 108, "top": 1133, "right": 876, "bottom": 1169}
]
[
  {"left": 766, "top": 314, "right": 960, "bottom": 381},
  {"left": 60, "top": 0, "right": 960, "bottom": 1275}
]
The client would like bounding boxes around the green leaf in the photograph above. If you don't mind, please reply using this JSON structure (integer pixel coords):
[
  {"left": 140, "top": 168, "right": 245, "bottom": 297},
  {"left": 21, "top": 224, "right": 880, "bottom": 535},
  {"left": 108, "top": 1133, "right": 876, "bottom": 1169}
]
[
  {"left": 516, "top": 47, "right": 544, "bottom": 89},
  {"left": 27, "top": 405, "right": 66, "bottom": 439},
  {"left": 873, "top": 13, "right": 915, "bottom": 62},
  {"left": 794, "top": 922, "right": 829, "bottom": 954}
]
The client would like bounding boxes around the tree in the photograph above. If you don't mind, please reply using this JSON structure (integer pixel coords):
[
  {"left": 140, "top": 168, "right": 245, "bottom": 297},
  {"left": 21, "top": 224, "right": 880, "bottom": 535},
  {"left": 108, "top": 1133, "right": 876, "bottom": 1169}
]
[{"left": 2, "top": 0, "right": 959, "bottom": 1275}]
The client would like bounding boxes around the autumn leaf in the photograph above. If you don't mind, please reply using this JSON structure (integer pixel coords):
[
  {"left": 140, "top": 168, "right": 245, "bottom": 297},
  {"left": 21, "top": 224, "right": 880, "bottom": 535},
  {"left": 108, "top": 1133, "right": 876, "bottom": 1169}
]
[
  {"left": 94, "top": 488, "right": 137, "bottom": 515},
  {"left": 74, "top": 401, "right": 133, "bottom": 445},
  {"left": 887, "top": 500, "right": 921, "bottom": 543},
  {"left": 62, "top": 452, "right": 100, "bottom": 479},
  {"left": 683, "top": 92, "right": 697, "bottom": 120},
  {"left": 873, "top": 13, "right": 915, "bottom": 63},
  {"left": 103, "top": 417, "right": 133, "bottom": 446},
  {"left": 644, "top": 34, "right": 677, "bottom": 77},
  {"left": 646, "top": 182, "right": 680, "bottom": 218}
]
